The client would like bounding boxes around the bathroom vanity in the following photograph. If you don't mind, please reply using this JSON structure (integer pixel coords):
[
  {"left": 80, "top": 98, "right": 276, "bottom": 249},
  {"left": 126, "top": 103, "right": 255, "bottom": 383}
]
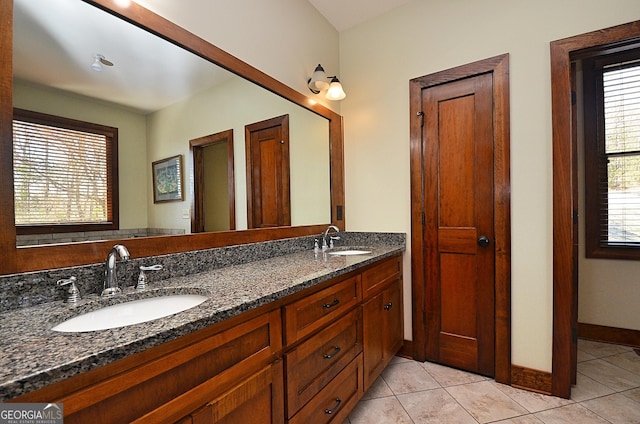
[{"left": 1, "top": 235, "right": 404, "bottom": 423}]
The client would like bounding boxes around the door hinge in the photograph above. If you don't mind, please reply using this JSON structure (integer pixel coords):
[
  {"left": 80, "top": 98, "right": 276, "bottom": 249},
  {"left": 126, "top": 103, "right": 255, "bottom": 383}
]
[
  {"left": 421, "top": 212, "right": 425, "bottom": 226},
  {"left": 417, "top": 111, "right": 424, "bottom": 127},
  {"left": 573, "top": 210, "right": 579, "bottom": 225},
  {"left": 571, "top": 90, "right": 577, "bottom": 106},
  {"left": 572, "top": 327, "right": 578, "bottom": 343}
]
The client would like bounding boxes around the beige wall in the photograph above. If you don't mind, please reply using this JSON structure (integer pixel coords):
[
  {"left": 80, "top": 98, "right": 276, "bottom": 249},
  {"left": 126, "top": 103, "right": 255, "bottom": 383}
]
[{"left": 339, "top": 0, "right": 640, "bottom": 372}]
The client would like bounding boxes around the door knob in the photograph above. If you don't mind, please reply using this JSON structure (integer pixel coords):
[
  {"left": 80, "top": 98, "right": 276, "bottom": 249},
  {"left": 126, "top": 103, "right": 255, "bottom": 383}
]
[{"left": 477, "top": 235, "right": 490, "bottom": 247}]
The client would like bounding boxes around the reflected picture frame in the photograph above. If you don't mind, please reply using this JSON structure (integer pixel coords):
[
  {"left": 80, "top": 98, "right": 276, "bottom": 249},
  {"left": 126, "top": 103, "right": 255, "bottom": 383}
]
[{"left": 152, "top": 155, "right": 184, "bottom": 203}]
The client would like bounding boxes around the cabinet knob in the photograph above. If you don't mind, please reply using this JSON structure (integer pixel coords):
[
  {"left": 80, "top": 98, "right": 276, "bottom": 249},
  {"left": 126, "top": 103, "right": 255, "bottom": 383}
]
[{"left": 384, "top": 302, "right": 393, "bottom": 310}]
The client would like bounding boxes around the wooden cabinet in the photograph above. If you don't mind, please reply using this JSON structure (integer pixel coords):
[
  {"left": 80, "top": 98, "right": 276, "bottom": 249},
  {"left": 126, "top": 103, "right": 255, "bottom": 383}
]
[
  {"left": 188, "top": 361, "right": 284, "bottom": 424},
  {"left": 284, "top": 254, "right": 403, "bottom": 423},
  {"left": 15, "top": 310, "right": 282, "bottom": 424},
  {"left": 283, "top": 274, "right": 361, "bottom": 345},
  {"left": 285, "top": 307, "right": 362, "bottom": 417},
  {"left": 362, "top": 256, "right": 403, "bottom": 391},
  {"left": 13, "top": 253, "right": 403, "bottom": 424},
  {"left": 288, "top": 355, "right": 363, "bottom": 424}
]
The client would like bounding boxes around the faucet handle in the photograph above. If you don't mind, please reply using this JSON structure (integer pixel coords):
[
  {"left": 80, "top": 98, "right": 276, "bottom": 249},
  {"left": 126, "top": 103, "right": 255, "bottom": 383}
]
[
  {"left": 140, "top": 265, "right": 163, "bottom": 272},
  {"left": 137, "top": 265, "right": 163, "bottom": 291},
  {"left": 57, "top": 276, "right": 81, "bottom": 303},
  {"left": 329, "top": 235, "right": 340, "bottom": 249},
  {"left": 57, "top": 276, "right": 76, "bottom": 286}
]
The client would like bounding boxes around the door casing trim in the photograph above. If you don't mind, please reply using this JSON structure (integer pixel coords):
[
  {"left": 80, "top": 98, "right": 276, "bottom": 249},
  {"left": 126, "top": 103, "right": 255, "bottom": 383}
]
[
  {"left": 550, "top": 20, "right": 640, "bottom": 399},
  {"left": 409, "top": 53, "right": 511, "bottom": 384}
]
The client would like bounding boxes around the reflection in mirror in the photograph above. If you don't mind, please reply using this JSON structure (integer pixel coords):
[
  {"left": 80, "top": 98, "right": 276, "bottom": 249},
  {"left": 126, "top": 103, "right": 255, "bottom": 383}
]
[
  {"left": 13, "top": 0, "right": 331, "bottom": 246},
  {"left": 190, "top": 129, "right": 236, "bottom": 233}
]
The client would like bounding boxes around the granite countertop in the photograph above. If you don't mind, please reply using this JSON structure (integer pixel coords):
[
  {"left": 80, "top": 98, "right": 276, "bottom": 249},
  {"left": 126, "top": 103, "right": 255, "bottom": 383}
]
[{"left": 0, "top": 244, "right": 403, "bottom": 401}]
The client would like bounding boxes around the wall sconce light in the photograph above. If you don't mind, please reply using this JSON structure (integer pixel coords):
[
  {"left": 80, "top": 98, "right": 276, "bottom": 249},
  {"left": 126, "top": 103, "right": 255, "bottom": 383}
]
[{"left": 307, "top": 64, "right": 346, "bottom": 100}]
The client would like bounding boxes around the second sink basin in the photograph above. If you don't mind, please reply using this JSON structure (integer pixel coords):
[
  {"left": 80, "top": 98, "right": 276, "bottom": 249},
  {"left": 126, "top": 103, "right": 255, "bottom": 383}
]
[
  {"left": 51, "top": 294, "right": 208, "bottom": 333},
  {"left": 328, "top": 249, "right": 372, "bottom": 256}
]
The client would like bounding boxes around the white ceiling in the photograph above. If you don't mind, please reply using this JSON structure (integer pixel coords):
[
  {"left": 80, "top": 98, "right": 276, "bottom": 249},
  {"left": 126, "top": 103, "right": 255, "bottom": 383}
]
[
  {"left": 307, "top": 0, "right": 412, "bottom": 31},
  {"left": 14, "top": 0, "right": 234, "bottom": 114},
  {"left": 13, "top": 0, "right": 410, "bottom": 114}
]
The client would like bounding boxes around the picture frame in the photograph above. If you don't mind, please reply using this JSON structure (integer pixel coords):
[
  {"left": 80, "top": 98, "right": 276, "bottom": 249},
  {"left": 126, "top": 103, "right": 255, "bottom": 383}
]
[{"left": 152, "top": 155, "right": 184, "bottom": 203}]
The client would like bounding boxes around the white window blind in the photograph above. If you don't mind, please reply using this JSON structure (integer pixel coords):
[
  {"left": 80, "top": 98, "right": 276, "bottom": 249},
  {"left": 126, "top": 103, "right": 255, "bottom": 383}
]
[
  {"left": 602, "top": 61, "right": 640, "bottom": 245},
  {"left": 13, "top": 119, "right": 109, "bottom": 225}
]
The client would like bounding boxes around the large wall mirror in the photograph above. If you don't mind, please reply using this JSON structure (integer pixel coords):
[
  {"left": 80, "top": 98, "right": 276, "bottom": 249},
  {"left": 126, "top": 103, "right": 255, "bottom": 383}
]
[{"left": 0, "top": 0, "right": 345, "bottom": 275}]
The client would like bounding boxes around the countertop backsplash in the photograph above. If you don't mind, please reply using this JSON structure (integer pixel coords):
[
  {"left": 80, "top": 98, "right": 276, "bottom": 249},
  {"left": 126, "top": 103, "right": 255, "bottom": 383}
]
[{"left": 0, "top": 232, "right": 405, "bottom": 312}]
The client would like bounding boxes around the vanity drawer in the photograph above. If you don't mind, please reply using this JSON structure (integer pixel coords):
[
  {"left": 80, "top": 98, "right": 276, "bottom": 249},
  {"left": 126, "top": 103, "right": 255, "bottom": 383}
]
[
  {"left": 288, "top": 354, "right": 363, "bottom": 424},
  {"left": 284, "top": 275, "right": 361, "bottom": 345},
  {"left": 361, "top": 255, "right": 401, "bottom": 298},
  {"left": 285, "top": 307, "right": 362, "bottom": 417}
]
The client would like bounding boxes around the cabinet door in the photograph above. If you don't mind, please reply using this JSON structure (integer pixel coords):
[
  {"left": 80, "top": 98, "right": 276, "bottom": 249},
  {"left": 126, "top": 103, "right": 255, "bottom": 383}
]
[
  {"left": 383, "top": 278, "right": 403, "bottom": 365},
  {"left": 190, "top": 361, "right": 284, "bottom": 424},
  {"left": 363, "top": 278, "right": 403, "bottom": 391}
]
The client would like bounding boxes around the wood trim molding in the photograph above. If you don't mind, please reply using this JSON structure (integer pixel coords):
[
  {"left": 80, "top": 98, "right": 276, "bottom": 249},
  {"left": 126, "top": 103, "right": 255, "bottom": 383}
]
[
  {"left": 511, "top": 365, "right": 552, "bottom": 395},
  {"left": 409, "top": 53, "right": 511, "bottom": 385},
  {"left": 550, "top": 20, "right": 640, "bottom": 399},
  {"left": 397, "top": 340, "right": 414, "bottom": 360},
  {"left": 578, "top": 323, "right": 640, "bottom": 348}
]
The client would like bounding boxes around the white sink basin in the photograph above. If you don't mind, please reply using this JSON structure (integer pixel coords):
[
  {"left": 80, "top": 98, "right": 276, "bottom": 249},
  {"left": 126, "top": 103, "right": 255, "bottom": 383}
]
[
  {"left": 328, "top": 249, "right": 372, "bottom": 256},
  {"left": 52, "top": 294, "right": 208, "bottom": 333}
]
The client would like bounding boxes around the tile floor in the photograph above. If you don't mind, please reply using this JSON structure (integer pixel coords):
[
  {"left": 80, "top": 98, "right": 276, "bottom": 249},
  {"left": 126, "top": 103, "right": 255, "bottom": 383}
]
[{"left": 344, "top": 340, "right": 640, "bottom": 423}]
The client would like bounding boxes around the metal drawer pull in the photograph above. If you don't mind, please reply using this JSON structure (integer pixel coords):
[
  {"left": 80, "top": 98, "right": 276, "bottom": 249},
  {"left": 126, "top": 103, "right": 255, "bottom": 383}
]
[
  {"left": 322, "top": 298, "right": 340, "bottom": 309},
  {"left": 324, "top": 397, "right": 342, "bottom": 415},
  {"left": 323, "top": 345, "right": 341, "bottom": 359},
  {"left": 384, "top": 302, "right": 393, "bottom": 310}
]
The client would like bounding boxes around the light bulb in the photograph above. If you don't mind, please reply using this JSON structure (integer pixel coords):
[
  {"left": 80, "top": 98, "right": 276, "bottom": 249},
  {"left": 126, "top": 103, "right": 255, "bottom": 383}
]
[{"left": 325, "top": 77, "right": 346, "bottom": 101}]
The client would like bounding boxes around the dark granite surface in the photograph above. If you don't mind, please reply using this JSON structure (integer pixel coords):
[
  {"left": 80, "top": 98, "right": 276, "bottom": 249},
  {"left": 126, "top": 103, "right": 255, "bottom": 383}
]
[{"left": 0, "top": 233, "right": 405, "bottom": 401}]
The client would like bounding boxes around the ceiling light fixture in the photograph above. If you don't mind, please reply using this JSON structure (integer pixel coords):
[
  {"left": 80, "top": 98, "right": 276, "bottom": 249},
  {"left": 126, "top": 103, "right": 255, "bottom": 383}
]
[
  {"left": 307, "top": 64, "right": 346, "bottom": 100},
  {"left": 91, "top": 54, "right": 114, "bottom": 72}
]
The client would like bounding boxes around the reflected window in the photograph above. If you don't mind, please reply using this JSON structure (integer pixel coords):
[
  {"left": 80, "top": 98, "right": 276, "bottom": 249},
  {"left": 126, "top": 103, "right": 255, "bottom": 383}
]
[{"left": 13, "top": 109, "right": 119, "bottom": 234}]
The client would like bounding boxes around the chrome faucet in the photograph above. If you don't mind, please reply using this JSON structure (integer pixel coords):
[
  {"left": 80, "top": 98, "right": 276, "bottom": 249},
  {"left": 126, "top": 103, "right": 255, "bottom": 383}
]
[
  {"left": 322, "top": 225, "right": 340, "bottom": 251},
  {"left": 102, "top": 244, "right": 130, "bottom": 297}
]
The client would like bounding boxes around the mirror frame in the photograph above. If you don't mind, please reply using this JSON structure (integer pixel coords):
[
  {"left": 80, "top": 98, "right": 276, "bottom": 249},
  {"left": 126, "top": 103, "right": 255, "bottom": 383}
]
[{"left": 0, "top": 0, "right": 345, "bottom": 275}]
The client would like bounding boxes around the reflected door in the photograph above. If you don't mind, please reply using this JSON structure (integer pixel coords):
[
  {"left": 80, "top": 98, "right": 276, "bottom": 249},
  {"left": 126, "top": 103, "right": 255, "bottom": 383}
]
[
  {"left": 190, "top": 130, "right": 235, "bottom": 233},
  {"left": 245, "top": 115, "right": 290, "bottom": 228}
]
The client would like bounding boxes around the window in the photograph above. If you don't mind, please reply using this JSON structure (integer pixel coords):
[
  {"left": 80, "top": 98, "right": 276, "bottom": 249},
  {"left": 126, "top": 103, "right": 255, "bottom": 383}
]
[
  {"left": 13, "top": 109, "right": 119, "bottom": 234},
  {"left": 584, "top": 47, "right": 640, "bottom": 259}
]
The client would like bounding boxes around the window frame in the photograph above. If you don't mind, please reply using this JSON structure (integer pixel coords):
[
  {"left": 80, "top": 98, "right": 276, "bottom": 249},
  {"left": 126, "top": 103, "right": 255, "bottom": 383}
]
[
  {"left": 13, "top": 108, "right": 119, "bottom": 235},
  {"left": 583, "top": 47, "right": 640, "bottom": 259}
]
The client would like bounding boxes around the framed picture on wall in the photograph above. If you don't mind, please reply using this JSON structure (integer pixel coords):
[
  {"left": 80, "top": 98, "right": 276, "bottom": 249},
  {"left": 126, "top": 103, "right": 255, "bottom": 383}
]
[{"left": 152, "top": 155, "right": 184, "bottom": 203}]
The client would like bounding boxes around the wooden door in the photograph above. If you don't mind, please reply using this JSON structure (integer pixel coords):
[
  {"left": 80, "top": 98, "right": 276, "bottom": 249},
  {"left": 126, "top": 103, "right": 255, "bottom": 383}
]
[
  {"left": 422, "top": 73, "right": 495, "bottom": 376},
  {"left": 245, "top": 115, "right": 290, "bottom": 228}
]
